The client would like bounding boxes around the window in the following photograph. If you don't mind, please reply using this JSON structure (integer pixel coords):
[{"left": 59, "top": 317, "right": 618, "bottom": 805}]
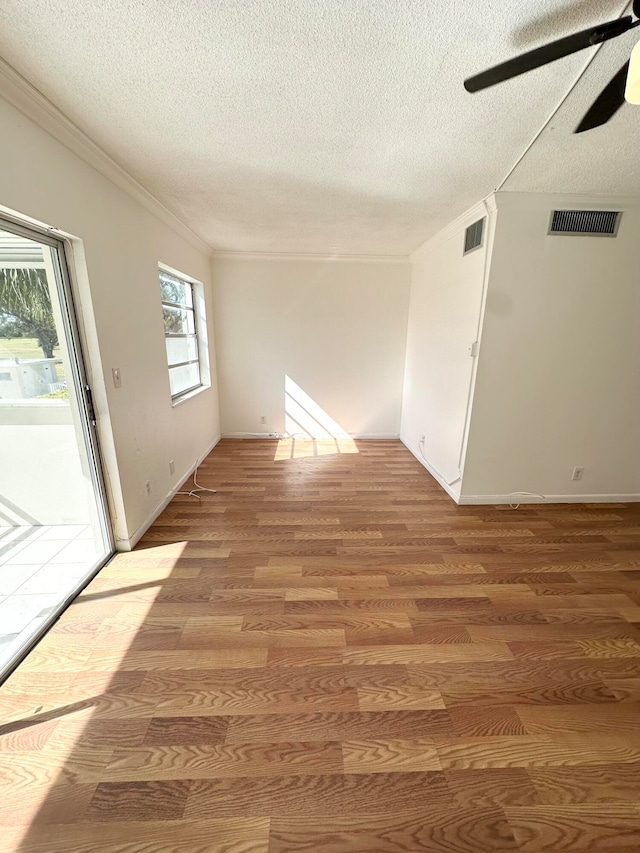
[{"left": 159, "top": 267, "right": 204, "bottom": 400}]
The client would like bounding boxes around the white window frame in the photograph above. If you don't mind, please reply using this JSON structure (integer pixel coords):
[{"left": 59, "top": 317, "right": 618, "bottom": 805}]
[{"left": 159, "top": 263, "right": 210, "bottom": 404}]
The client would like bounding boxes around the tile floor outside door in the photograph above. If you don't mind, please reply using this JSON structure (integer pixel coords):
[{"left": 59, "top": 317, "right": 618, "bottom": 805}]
[{"left": 0, "top": 525, "right": 103, "bottom": 672}]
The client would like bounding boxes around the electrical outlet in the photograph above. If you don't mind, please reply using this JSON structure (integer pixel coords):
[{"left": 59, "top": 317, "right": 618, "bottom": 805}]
[
  {"left": 169, "top": 460, "right": 175, "bottom": 475},
  {"left": 572, "top": 466, "right": 584, "bottom": 481},
  {"left": 112, "top": 367, "right": 122, "bottom": 388},
  {"left": 145, "top": 480, "right": 152, "bottom": 496},
  {"left": 260, "top": 415, "right": 267, "bottom": 424}
]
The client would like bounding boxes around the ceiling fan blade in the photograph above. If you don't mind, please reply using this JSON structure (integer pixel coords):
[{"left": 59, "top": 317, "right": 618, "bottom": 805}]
[
  {"left": 575, "top": 60, "right": 629, "bottom": 133},
  {"left": 464, "top": 16, "right": 633, "bottom": 92}
]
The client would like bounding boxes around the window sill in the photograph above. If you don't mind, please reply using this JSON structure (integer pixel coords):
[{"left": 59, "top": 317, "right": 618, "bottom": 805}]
[{"left": 171, "top": 383, "right": 210, "bottom": 408}]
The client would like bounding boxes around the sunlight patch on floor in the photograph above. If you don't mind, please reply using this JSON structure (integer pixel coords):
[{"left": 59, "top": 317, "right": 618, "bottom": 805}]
[
  {"left": 0, "top": 541, "right": 188, "bottom": 844},
  {"left": 277, "top": 376, "right": 358, "bottom": 459}
]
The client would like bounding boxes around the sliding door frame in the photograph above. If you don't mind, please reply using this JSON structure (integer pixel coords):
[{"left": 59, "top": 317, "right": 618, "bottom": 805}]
[{"left": 0, "top": 212, "right": 115, "bottom": 679}]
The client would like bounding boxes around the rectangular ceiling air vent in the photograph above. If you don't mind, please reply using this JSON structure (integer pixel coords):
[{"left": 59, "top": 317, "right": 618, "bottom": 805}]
[
  {"left": 549, "top": 210, "right": 621, "bottom": 237},
  {"left": 463, "top": 217, "right": 485, "bottom": 254}
]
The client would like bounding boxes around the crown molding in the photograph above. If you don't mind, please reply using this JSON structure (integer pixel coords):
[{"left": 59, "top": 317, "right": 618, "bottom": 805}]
[
  {"left": 410, "top": 195, "right": 497, "bottom": 259},
  {"left": 0, "top": 57, "right": 211, "bottom": 256},
  {"left": 211, "top": 249, "right": 410, "bottom": 263}
]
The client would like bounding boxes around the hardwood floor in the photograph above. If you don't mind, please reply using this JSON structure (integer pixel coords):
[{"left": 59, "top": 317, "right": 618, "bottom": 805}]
[{"left": 2, "top": 438, "right": 640, "bottom": 852}]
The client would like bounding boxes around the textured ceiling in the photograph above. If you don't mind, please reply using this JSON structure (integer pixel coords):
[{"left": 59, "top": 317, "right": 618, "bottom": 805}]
[
  {"left": 0, "top": 0, "right": 636, "bottom": 254},
  {"left": 504, "top": 23, "right": 640, "bottom": 194}
]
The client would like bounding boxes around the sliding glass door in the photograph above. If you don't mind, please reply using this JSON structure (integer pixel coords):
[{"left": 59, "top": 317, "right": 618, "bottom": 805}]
[{"left": 0, "top": 217, "right": 113, "bottom": 680}]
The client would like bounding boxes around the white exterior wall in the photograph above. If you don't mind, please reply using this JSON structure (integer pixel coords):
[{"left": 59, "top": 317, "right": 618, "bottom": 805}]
[
  {"left": 0, "top": 402, "right": 88, "bottom": 525},
  {"left": 0, "top": 360, "right": 59, "bottom": 399}
]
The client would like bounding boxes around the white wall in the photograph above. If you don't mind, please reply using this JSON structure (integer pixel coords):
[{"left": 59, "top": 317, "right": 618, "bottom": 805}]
[
  {"left": 401, "top": 202, "right": 492, "bottom": 497},
  {"left": 0, "top": 403, "right": 89, "bottom": 526},
  {"left": 211, "top": 256, "right": 410, "bottom": 437},
  {"left": 461, "top": 193, "right": 640, "bottom": 501},
  {"left": 0, "top": 93, "right": 221, "bottom": 547}
]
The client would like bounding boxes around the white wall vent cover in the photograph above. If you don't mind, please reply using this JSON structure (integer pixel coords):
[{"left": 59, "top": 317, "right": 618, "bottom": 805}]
[
  {"left": 463, "top": 218, "right": 485, "bottom": 254},
  {"left": 549, "top": 210, "right": 621, "bottom": 237}
]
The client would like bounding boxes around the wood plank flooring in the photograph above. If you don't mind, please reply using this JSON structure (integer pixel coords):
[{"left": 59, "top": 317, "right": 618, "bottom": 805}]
[{"left": 2, "top": 438, "right": 640, "bottom": 851}]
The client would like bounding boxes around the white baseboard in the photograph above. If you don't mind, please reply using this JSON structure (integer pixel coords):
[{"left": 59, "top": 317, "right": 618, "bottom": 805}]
[
  {"left": 400, "top": 436, "right": 461, "bottom": 503},
  {"left": 222, "top": 432, "right": 280, "bottom": 439},
  {"left": 116, "top": 434, "right": 221, "bottom": 552},
  {"left": 221, "top": 432, "right": 400, "bottom": 440},
  {"left": 459, "top": 493, "right": 640, "bottom": 505},
  {"left": 351, "top": 433, "right": 400, "bottom": 440},
  {"left": 400, "top": 436, "right": 640, "bottom": 507}
]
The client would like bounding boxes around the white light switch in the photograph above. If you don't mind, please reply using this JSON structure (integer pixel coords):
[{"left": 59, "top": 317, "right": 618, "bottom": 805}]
[{"left": 112, "top": 368, "right": 122, "bottom": 388}]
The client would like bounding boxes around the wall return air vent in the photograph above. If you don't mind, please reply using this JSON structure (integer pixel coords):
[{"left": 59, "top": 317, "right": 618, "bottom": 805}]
[
  {"left": 549, "top": 210, "right": 621, "bottom": 237},
  {"left": 463, "top": 217, "right": 485, "bottom": 254}
]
